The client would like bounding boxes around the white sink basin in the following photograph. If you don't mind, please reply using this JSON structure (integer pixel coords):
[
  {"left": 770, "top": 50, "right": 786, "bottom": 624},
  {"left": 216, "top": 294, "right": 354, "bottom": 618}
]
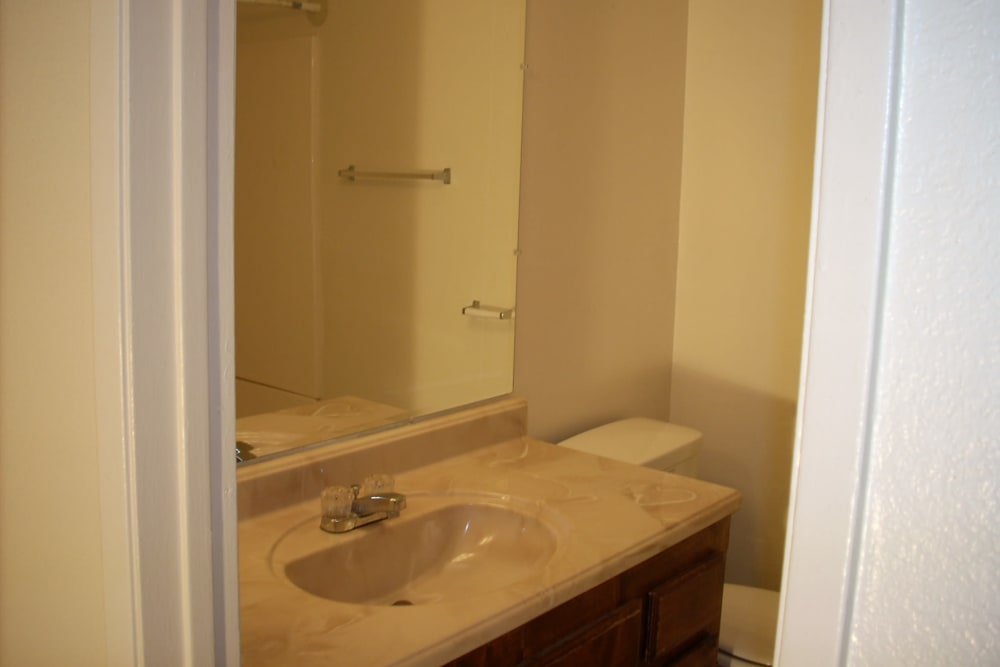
[{"left": 279, "top": 498, "right": 561, "bottom": 606}]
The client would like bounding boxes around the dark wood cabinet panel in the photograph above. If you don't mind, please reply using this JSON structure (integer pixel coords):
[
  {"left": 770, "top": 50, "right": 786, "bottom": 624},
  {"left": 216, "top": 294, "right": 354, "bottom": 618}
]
[
  {"left": 645, "top": 553, "right": 725, "bottom": 664},
  {"left": 620, "top": 520, "right": 730, "bottom": 600},
  {"left": 653, "top": 635, "right": 718, "bottom": 667},
  {"left": 530, "top": 599, "right": 642, "bottom": 667},
  {"left": 523, "top": 579, "right": 621, "bottom": 659},
  {"left": 445, "top": 517, "right": 731, "bottom": 667}
]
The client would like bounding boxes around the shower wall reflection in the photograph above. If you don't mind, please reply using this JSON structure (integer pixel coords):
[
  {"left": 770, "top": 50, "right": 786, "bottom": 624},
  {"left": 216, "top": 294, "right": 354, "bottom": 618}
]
[{"left": 235, "top": 1, "right": 525, "bottom": 460}]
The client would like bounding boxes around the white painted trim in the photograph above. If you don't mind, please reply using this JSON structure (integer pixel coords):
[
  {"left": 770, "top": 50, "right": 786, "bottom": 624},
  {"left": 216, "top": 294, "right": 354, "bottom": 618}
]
[
  {"left": 172, "top": 0, "right": 219, "bottom": 658},
  {"left": 91, "top": 0, "right": 141, "bottom": 662},
  {"left": 90, "top": 0, "right": 240, "bottom": 663},
  {"left": 775, "top": 0, "right": 902, "bottom": 664},
  {"left": 208, "top": 1, "right": 242, "bottom": 660}
]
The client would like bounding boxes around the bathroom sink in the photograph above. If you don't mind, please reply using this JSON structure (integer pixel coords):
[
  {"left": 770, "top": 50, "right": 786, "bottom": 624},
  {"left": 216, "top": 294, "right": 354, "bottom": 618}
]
[{"left": 281, "top": 500, "right": 560, "bottom": 606}]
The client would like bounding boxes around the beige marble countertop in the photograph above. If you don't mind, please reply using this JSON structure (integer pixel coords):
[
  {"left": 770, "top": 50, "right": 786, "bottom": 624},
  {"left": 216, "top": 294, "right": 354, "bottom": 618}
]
[
  {"left": 237, "top": 395, "right": 411, "bottom": 460},
  {"left": 239, "top": 435, "right": 740, "bottom": 666}
]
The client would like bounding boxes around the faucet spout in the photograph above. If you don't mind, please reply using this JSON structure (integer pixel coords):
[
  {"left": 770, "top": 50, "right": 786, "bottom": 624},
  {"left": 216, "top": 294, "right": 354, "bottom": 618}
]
[{"left": 352, "top": 492, "right": 407, "bottom": 517}]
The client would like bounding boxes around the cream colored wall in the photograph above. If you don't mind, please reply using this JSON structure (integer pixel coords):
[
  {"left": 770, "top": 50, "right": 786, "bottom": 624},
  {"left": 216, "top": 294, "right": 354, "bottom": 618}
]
[
  {"left": 235, "top": 2, "right": 523, "bottom": 419},
  {"left": 514, "top": 0, "right": 689, "bottom": 442},
  {"left": 321, "top": 1, "right": 523, "bottom": 415},
  {"left": 0, "top": 1, "right": 108, "bottom": 663},
  {"left": 671, "top": 0, "right": 821, "bottom": 590},
  {"left": 235, "top": 11, "right": 319, "bottom": 415}
]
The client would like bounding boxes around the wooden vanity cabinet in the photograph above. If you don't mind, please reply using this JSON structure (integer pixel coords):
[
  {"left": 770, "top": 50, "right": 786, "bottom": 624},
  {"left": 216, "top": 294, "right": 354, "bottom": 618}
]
[{"left": 445, "top": 518, "right": 730, "bottom": 667}]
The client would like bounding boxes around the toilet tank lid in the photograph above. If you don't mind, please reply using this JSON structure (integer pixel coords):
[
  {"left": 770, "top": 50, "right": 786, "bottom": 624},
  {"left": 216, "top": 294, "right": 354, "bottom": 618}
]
[{"left": 558, "top": 418, "right": 702, "bottom": 470}]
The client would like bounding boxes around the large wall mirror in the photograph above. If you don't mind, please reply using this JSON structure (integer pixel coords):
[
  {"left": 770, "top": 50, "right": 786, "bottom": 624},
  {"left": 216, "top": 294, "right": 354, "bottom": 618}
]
[{"left": 235, "top": 0, "right": 525, "bottom": 463}]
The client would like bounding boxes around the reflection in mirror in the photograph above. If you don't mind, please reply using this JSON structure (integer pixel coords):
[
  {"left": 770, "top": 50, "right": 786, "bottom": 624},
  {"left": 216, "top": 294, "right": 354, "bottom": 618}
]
[{"left": 234, "top": 1, "right": 526, "bottom": 463}]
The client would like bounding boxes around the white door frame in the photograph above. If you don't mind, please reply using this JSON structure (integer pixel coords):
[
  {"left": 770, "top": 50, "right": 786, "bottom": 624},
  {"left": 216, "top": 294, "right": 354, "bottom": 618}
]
[
  {"left": 777, "top": 0, "right": 900, "bottom": 664},
  {"left": 92, "top": 0, "right": 239, "bottom": 663},
  {"left": 96, "top": 0, "right": 897, "bottom": 664}
]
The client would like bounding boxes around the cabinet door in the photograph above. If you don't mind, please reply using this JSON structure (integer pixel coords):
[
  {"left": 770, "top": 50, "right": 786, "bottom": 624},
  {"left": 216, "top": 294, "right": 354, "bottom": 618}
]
[
  {"left": 658, "top": 635, "right": 717, "bottom": 667},
  {"left": 645, "top": 553, "right": 725, "bottom": 665},
  {"left": 532, "top": 599, "right": 643, "bottom": 667}
]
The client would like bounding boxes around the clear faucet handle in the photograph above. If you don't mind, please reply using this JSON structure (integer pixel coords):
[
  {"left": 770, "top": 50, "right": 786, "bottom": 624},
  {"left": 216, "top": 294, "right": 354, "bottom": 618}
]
[
  {"left": 320, "top": 485, "right": 354, "bottom": 518},
  {"left": 360, "top": 473, "right": 394, "bottom": 497}
]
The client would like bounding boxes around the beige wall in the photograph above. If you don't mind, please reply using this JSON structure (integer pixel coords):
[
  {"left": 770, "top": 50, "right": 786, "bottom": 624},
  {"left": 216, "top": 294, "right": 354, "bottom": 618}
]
[
  {"left": 515, "top": 0, "right": 820, "bottom": 590},
  {"left": 235, "top": 18, "right": 320, "bottom": 411},
  {"left": 0, "top": 0, "right": 108, "bottom": 663},
  {"left": 235, "top": 2, "right": 524, "bottom": 418},
  {"left": 514, "top": 0, "right": 689, "bottom": 442},
  {"left": 321, "top": 1, "right": 524, "bottom": 414},
  {"left": 671, "top": 0, "right": 821, "bottom": 590}
]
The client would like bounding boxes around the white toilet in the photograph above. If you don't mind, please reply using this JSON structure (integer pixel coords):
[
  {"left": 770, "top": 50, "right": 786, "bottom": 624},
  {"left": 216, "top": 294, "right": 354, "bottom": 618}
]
[{"left": 559, "top": 418, "right": 779, "bottom": 667}]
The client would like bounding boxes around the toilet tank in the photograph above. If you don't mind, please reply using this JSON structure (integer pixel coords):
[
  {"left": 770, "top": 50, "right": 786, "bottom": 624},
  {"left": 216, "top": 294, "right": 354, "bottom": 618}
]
[{"left": 558, "top": 418, "right": 702, "bottom": 477}]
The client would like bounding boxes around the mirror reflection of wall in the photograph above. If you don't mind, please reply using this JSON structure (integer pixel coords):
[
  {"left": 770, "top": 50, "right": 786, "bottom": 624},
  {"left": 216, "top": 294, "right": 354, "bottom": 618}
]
[{"left": 235, "top": 1, "right": 525, "bottom": 460}]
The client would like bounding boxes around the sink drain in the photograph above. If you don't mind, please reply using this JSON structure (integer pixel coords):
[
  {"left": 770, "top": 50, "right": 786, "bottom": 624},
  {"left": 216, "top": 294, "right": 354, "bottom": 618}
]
[{"left": 391, "top": 599, "right": 414, "bottom": 607}]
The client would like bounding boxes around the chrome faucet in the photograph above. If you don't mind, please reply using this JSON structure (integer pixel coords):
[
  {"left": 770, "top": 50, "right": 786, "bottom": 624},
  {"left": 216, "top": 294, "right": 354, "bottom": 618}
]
[
  {"left": 320, "top": 474, "right": 407, "bottom": 534},
  {"left": 351, "top": 492, "right": 407, "bottom": 517}
]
